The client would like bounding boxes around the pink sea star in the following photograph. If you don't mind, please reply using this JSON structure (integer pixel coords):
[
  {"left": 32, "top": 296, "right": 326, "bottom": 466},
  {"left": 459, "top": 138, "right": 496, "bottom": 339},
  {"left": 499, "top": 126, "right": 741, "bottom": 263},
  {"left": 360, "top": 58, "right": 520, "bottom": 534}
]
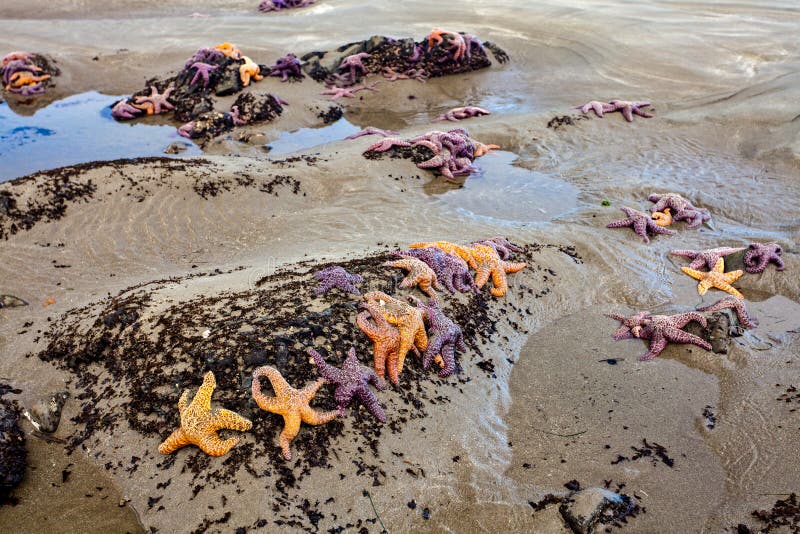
[
  {"left": 268, "top": 53, "right": 303, "bottom": 82},
  {"left": 133, "top": 85, "right": 175, "bottom": 115},
  {"left": 364, "top": 137, "right": 411, "bottom": 152},
  {"left": 111, "top": 100, "right": 143, "bottom": 120},
  {"left": 648, "top": 193, "right": 711, "bottom": 228},
  {"left": 576, "top": 99, "right": 652, "bottom": 121},
  {"left": 697, "top": 296, "right": 758, "bottom": 329},
  {"left": 345, "top": 127, "right": 399, "bottom": 140},
  {"left": 177, "top": 122, "right": 195, "bottom": 139},
  {"left": 337, "top": 53, "right": 371, "bottom": 82},
  {"left": 610, "top": 312, "right": 711, "bottom": 361},
  {"left": 670, "top": 246, "right": 746, "bottom": 271},
  {"left": 434, "top": 106, "right": 491, "bottom": 122},
  {"left": 743, "top": 242, "right": 785, "bottom": 274},
  {"left": 607, "top": 206, "right": 677, "bottom": 243}
]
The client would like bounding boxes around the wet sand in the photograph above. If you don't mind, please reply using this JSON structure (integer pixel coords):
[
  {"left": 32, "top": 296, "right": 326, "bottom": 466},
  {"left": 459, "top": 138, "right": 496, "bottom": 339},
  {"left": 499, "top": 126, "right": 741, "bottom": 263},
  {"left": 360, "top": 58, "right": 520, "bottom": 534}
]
[{"left": 2, "top": 0, "right": 800, "bottom": 532}]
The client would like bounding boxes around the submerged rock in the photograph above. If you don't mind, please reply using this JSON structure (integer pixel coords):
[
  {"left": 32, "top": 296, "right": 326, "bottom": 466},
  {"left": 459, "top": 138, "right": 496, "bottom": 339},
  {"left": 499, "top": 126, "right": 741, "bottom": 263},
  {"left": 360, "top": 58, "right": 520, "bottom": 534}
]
[
  {"left": 24, "top": 390, "right": 69, "bottom": 433},
  {"left": 0, "top": 295, "right": 28, "bottom": 309},
  {"left": 560, "top": 487, "right": 626, "bottom": 533},
  {"left": 0, "top": 396, "right": 27, "bottom": 496}
]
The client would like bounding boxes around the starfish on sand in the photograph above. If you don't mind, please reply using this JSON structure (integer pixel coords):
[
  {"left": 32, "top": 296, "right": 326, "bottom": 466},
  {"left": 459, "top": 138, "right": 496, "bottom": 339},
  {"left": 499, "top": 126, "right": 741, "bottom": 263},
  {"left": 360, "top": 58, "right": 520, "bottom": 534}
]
[
  {"left": 576, "top": 100, "right": 653, "bottom": 122},
  {"left": 357, "top": 303, "right": 417, "bottom": 385},
  {"left": 409, "top": 241, "right": 478, "bottom": 269},
  {"left": 608, "top": 310, "right": 653, "bottom": 340},
  {"left": 469, "top": 244, "right": 526, "bottom": 297},
  {"left": 268, "top": 53, "right": 303, "bottom": 82},
  {"left": 308, "top": 347, "right": 386, "bottom": 422},
  {"left": 364, "top": 137, "right": 411, "bottom": 152},
  {"left": 651, "top": 208, "right": 672, "bottom": 227},
  {"left": 671, "top": 246, "right": 746, "bottom": 271},
  {"left": 363, "top": 291, "right": 428, "bottom": 379},
  {"left": 345, "top": 127, "right": 399, "bottom": 140},
  {"left": 697, "top": 296, "right": 758, "bottom": 329},
  {"left": 313, "top": 266, "right": 363, "bottom": 296},
  {"left": 111, "top": 100, "right": 143, "bottom": 120},
  {"left": 606, "top": 206, "right": 678, "bottom": 243},
  {"left": 382, "top": 66, "right": 429, "bottom": 83},
  {"left": 320, "top": 82, "right": 380, "bottom": 100},
  {"left": 158, "top": 371, "right": 252, "bottom": 457},
  {"left": 610, "top": 311, "right": 711, "bottom": 361},
  {"left": 395, "top": 247, "right": 477, "bottom": 294},
  {"left": 251, "top": 366, "right": 338, "bottom": 461},
  {"left": 434, "top": 106, "right": 491, "bottom": 122},
  {"left": 681, "top": 258, "right": 744, "bottom": 298},
  {"left": 383, "top": 257, "right": 441, "bottom": 298},
  {"left": 239, "top": 56, "right": 263, "bottom": 86},
  {"left": 648, "top": 193, "right": 711, "bottom": 228},
  {"left": 133, "top": 85, "right": 175, "bottom": 115},
  {"left": 413, "top": 297, "right": 466, "bottom": 377},
  {"left": 743, "top": 242, "right": 785, "bottom": 274},
  {"left": 189, "top": 62, "right": 218, "bottom": 87}
]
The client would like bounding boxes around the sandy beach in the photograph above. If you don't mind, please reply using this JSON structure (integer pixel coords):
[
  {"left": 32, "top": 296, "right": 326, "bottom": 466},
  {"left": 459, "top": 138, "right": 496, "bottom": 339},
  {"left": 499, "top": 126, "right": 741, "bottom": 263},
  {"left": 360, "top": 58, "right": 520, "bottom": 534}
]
[{"left": 1, "top": 1, "right": 799, "bottom": 532}]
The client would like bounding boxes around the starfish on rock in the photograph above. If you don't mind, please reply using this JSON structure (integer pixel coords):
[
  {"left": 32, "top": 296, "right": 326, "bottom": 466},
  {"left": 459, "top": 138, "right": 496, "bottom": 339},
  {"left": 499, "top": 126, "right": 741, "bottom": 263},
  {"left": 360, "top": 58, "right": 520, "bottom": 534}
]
[
  {"left": 184, "top": 47, "right": 223, "bottom": 68},
  {"left": 308, "top": 347, "right": 386, "bottom": 422},
  {"left": 681, "top": 258, "right": 744, "bottom": 298},
  {"left": 268, "top": 53, "right": 303, "bottom": 81},
  {"left": 177, "top": 121, "right": 195, "bottom": 139},
  {"left": 434, "top": 106, "right": 491, "bottom": 122},
  {"left": 610, "top": 312, "right": 711, "bottom": 361},
  {"left": 189, "top": 62, "right": 218, "bottom": 87},
  {"left": 607, "top": 206, "right": 677, "bottom": 243},
  {"left": 252, "top": 366, "right": 338, "bottom": 461},
  {"left": 395, "top": 247, "right": 477, "bottom": 294},
  {"left": 651, "top": 208, "right": 672, "bottom": 227},
  {"left": 383, "top": 257, "right": 441, "bottom": 298},
  {"left": 363, "top": 291, "right": 428, "bottom": 378},
  {"left": 671, "top": 246, "right": 746, "bottom": 271},
  {"left": 648, "top": 193, "right": 711, "bottom": 228},
  {"left": 364, "top": 137, "right": 412, "bottom": 152},
  {"left": 413, "top": 297, "right": 466, "bottom": 377},
  {"left": 312, "top": 266, "right": 363, "bottom": 296},
  {"left": 111, "top": 100, "right": 142, "bottom": 120},
  {"left": 337, "top": 53, "right": 370, "bottom": 82},
  {"left": 697, "top": 296, "right": 758, "bottom": 329},
  {"left": 214, "top": 42, "right": 242, "bottom": 60},
  {"left": 239, "top": 56, "right": 263, "bottom": 86},
  {"left": 5, "top": 71, "right": 50, "bottom": 90},
  {"left": 158, "top": 371, "right": 252, "bottom": 457},
  {"left": 133, "top": 85, "right": 175, "bottom": 115},
  {"left": 743, "top": 242, "right": 785, "bottom": 274},
  {"left": 469, "top": 244, "right": 526, "bottom": 297},
  {"left": 427, "top": 28, "right": 467, "bottom": 61},
  {"left": 357, "top": 303, "right": 416, "bottom": 385}
]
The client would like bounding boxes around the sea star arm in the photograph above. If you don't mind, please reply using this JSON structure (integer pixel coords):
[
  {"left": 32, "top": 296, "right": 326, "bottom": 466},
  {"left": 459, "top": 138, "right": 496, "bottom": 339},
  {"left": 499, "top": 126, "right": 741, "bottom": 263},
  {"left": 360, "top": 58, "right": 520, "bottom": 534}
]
[
  {"left": 664, "top": 327, "right": 712, "bottom": 352},
  {"left": 308, "top": 349, "right": 346, "bottom": 384},
  {"left": 641, "top": 334, "right": 667, "bottom": 361},
  {"left": 198, "top": 432, "right": 241, "bottom": 457},
  {"left": 278, "top": 413, "right": 302, "bottom": 460},
  {"left": 301, "top": 378, "right": 327, "bottom": 401},
  {"left": 252, "top": 366, "right": 287, "bottom": 412},
  {"left": 212, "top": 408, "right": 253, "bottom": 432},
  {"left": 194, "top": 372, "right": 216, "bottom": 411},
  {"left": 158, "top": 428, "right": 190, "bottom": 454}
]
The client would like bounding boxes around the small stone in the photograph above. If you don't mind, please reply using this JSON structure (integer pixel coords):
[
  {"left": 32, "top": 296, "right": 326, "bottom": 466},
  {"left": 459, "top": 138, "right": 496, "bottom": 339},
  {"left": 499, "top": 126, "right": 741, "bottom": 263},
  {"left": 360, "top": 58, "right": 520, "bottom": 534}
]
[
  {"left": 559, "top": 487, "right": 624, "bottom": 534},
  {"left": 25, "top": 391, "right": 69, "bottom": 433},
  {"left": 164, "top": 142, "right": 190, "bottom": 154},
  {"left": 0, "top": 295, "right": 28, "bottom": 309}
]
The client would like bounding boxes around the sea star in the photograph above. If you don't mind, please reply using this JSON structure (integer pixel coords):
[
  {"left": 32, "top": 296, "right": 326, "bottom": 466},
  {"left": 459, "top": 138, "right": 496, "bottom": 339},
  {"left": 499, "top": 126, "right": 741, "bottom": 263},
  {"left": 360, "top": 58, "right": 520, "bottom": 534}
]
[
  {"left": 357, "top": 303, "right": 410, "bottom": 385},
  {"left": 428, "top": 28, "right": 467, "bottom": 61},
  {"left": 184, "top": 47, "right": 224, "bottom": 68},
  {"left": 5, "top": 71, "right": 50, "bottom": 90},
  {"left": 313, "top": 266, "right": 363, "bottom": 296},
  {"left": 363, "top": 291, "right": 428, "bottom": 377},
  {"left": 251, "top": 366, "right": 338, "bottom": 461},
  {"left": 11, "top": 83, "right": 45, "bottom": 96},
  {"left": 651, "top": 208, "right": 672, "bottom": 227},
  {"left": 607, "top": 311, "right": 653, "bottom": 340},
  {"left": 681, "top": 258, "right": 744, "bottom": 298},
  {"left": 308, "top": 347, "right": 386, "bottom": 422},
  {"left": 177, "top": 121, "right": 195, "bottom": 139},
  {"left": 473, "top": 141, "right": 500, "bottom": 157},
  {"left": 111, "top": 100, "right": 143, "bottom": 120},
  {"left": 395, "top": 247, "right": 477, "bottom": 294},
  {"left": 648, "top": 193, "right": 711, "bottom": 228},
  {"left": 606, "top": 206, "right": 677, "bottom": 243},
  {"left": 611, "top": 312, "right": 711, "bottom": 361},
  {"left": 743, "top": 242, "right": 785, "bottom": 274},
  {"left": 383, "top": 257, "right": 441, "bottom": 298},
  {"left": 320, "top": 86, "right": 359, "bottom": 100},
  {"left": 1, "top": 60, "right": 40, "bottom": 86},
  {"left": 189, "top": 62, "right": 218, "bottom": 87},
  {"left": 337, "top": 53, "right": 371, "bottom": 82},
  {"left": 239, "top": 56, "right": 263, "bottom": 86},
  {"left": 414, "top": 297, "right": 466, "bottom": 377},
  {"left": 670, "top": 246, "right": 745, "bottom": 271},
  {"left": 158, "top": 371, "right": 252, "bottom": 457},
  {"left": 607, "top": 100, "right": 653, "bottom": 122},
  {"left": 228, "top": 105, "right": 249, "bottom": 126},
  {"left": 1, "top": 52, "right": 31, "bottom": 68},
  {"left": 462, "top": 34, "right": 486, "bottom": 60},
  {"left": 259, "top": 0, "right": 314, "bottom": 11},
  {"left": 471, "top": 237, "right": 523, "bottom": 260},
  {"left": 364, "top": 137, "right": 411, "bottom": 152},
  {"left": 434, "top": 106, "right": 491, "bottom": 122},
  {"left": 469, "top": 244, "right": 526, "bottom": 297},
  {"left": 133, "top": 85, "right": 175, "bottom": 115},
  {"left": 268, "top": 53, "right": 303, "bottom": 82},
  {"left": 697, "top": 296, "right": 758, "bottom": 329},
  {"left": 214, "top": 42, "right": 242, "bottom": 60},
  {"left": 574, "top": 100, "right": 616, "bottom": 118},
  {"left": 409, "top": 241, "right": 478, "bottom": 269},
  {"left": 345, "top": 127, "right": 399, "bottom": 140}
]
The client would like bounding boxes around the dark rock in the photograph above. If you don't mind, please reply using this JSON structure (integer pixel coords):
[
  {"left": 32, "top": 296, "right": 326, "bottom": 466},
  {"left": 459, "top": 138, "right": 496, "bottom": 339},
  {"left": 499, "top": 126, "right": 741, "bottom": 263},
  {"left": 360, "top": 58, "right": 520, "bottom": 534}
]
[
  {"left": 215, "top": 65, "right": 244, "bottom": 97},
  {"left": 164, "top": 142, "right": 191, "bottom": 155},
  {"left": 559, "top": 488, "right": 626, "bottom": 534},
  {"left": 0, "top": 295, "right": 28, "bottom": 309},
  {"left": 0, "top": 396, "right": 27, "bottom": 496}
]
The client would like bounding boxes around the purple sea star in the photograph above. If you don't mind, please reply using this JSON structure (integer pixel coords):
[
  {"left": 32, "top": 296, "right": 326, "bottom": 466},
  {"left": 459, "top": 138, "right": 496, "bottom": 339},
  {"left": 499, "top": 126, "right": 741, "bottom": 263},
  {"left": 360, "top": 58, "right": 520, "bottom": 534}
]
[
  {"left": 337, "top": 53, "right": 371, "bottom": 82},
  {"left": 472, "top": 237, "right": 523, "bottom": 260},
  {"left": 11, "top": 83, "right": 45, "bottom": 96},
  {"left": 408, "top": 44, "right": 424, "bottom": 63},
  {"left": 610, "top": 312, "right": 711, "bottom": 361},
  {"left": 228, "top": 105, "right": 248, "bottom": 126},
  {"left": 607, "top": 311, "right": 652, "bottom": 340},
  {"left": 177, "top": 122, "right": 195, "bottom": 139},
  {"left": 364, "top": 137, "right": 411, "bottom": 152},
  {"left": 697, "top": 296, "right": 758, "bottom": 329},
  {"left": 308, "top": 347, "right": 386, "bottom": 422},
  {"left": 743, "top": 242, "right": 785, "bottom": 273},
  {"left": 462, "top": 34, "right": 486, "bottom": 60},
  {"left": 434, "top": 106, "right": 491, "bottom": 122},
  {"left": 259, "top": 0, "right": 314, "bottom": 12},
  {"left": 648, "top": 193, "right": 711, "bottom": 228},
  {"left": 414, "top": 297, "right": 467, "bottom": 377},
  {"left": 395, "top": 248, "right": 477, "bottom": 294},
  {"left": 577, "top": 100, "right": 653, "bottom": 122},
  {"left": 607, "top": 206, "right": 678, "bottom": 243},
  {"left": 313, "top": 266, "right": 363, "bottom": 296},
  {"left": 189, "top": 62, "right": 218, "bottom": 87},
  {"left": 345, "top": 127, "right": 399, "bottom": 140},
  {"left": 111, "top": 100, "right": 143, "bottom": 120},
  {"left": 1, "top": 59, "right": 40, "bottom": 86},
  {"left": 184, "top": 47, "right": 224, "bottom": 68},
  {"left": 268, "top": 53, "right": 303, "bottom": 82},
  {"left": 670, "top": 246, "right": 746, "bottom": 271}
]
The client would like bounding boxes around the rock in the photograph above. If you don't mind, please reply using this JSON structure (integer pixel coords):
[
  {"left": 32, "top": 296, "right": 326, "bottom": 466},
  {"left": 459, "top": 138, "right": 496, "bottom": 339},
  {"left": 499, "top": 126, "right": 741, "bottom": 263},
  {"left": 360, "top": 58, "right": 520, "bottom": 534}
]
[
  {"left": 0, "top": 295, "right": 28, "bottom": 309},
  {"left": 25, "top": 390, "right": 69, "bottom": 433},
  {"left": 0, "top": 396, "right": 27, "bottom": 495},
  {"left": 686, "top": 309, "right": 736, "bottom": 354},
  {"left": 164, "top": 142, "right": 191, "bottom": 154},
  {"left": 215, "top": 65, "right": 243, "bottom": 97},
  {"left": 559, "top": 487, "right": 625, "bottom": 534}
]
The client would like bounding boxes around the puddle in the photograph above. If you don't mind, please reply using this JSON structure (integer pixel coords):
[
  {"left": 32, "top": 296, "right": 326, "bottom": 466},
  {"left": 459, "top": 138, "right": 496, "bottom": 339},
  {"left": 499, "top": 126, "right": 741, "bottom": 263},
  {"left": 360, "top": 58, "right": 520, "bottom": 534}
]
[
  {"left": 433, "top": 150, "right": 580, "bottom": 223},
  {"left": 265, "top": 117, "right": 360, "bottom": 156},
  {"left": 0, "top": 91, "right": 200, "bottom": 182}
]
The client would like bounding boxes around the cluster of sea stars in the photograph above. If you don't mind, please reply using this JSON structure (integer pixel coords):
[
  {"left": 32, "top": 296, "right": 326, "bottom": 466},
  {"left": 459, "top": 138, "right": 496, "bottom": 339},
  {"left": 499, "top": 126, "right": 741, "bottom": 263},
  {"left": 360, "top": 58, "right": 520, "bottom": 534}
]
[
  {"left": 606, "top": 192, "right": 712, "bottom": 243},
  {"left": 319, "top": 52, "right": 383, "bottom": 99},
  {"left": 362, "top": 127, "right": 499, "bottom": 180},
  {"left": 1, "top": 52, "right": 51, "bottom": 96},
  {"left": 258, "top": 0, "right": 314, "bottom": 12},
  {"left": 427, "top": 28, "right": 486, "bottom": 64}
]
